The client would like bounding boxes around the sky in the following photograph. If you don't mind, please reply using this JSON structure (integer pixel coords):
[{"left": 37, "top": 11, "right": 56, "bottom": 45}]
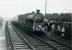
[{"left": 0, "top": 0, "right": 72, "bottom": 19}]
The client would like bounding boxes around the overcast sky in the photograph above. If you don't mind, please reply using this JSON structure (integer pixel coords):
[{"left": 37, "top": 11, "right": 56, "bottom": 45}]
[{"left": 0, "top": 0, "right": 72, "bottom": 18}]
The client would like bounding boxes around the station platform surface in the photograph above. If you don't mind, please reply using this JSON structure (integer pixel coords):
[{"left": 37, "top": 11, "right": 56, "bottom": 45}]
[{"left": 0, "top": 22, "right": 6, "bottom": 50}]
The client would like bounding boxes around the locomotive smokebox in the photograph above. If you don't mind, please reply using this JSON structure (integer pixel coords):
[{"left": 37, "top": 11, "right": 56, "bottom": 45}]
[{"left": 36, "top": 10, "right": 40, "bottom": 14}]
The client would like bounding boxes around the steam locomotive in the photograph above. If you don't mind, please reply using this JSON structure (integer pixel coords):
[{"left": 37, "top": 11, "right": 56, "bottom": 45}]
[
  {"left": 12, "top": 10, "right": 49, "bottom": 35},
  {"left": 32, "top": 10, "right": 44, "bottom": 31},
  {"left": 25, "top": 10, "right": 46, "bottom": 35}
]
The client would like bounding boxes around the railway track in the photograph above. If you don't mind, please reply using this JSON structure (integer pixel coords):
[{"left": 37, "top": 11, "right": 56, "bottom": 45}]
[
  {"left": 12, "top": 23, "right": 71, "bottom": 50},
  {"left": 5, "top": 22, "right": 35, "bottom": 50},
  {"left": 34, "top": 35, "right": 70, "bottom": 50},
  {"left": 12, "top": 23, "right": 57, "bottom": 50}
]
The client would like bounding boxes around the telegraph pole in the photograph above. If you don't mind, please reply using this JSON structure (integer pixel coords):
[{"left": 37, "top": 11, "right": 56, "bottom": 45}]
[
  {"left": 45, "top": 0, "right": 47, "bottom": 17},
  {"left": 44, "top": 0, "right": 48, "bottom": 22}
]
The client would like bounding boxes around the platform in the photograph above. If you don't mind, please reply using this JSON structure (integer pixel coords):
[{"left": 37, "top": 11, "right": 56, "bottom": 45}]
[{"left": 0, "top": 22, "right": 6, "bottom": 50}]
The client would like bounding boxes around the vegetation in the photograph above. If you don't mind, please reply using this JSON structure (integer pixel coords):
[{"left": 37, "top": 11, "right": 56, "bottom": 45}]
[{"left": 45, "top": 13, "right": 72, "bottom": 22}]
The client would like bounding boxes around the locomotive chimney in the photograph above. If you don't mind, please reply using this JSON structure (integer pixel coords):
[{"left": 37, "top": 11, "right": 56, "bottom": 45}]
[{"left": 36, "top": 10, "right": 40, "bottom": 14}]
